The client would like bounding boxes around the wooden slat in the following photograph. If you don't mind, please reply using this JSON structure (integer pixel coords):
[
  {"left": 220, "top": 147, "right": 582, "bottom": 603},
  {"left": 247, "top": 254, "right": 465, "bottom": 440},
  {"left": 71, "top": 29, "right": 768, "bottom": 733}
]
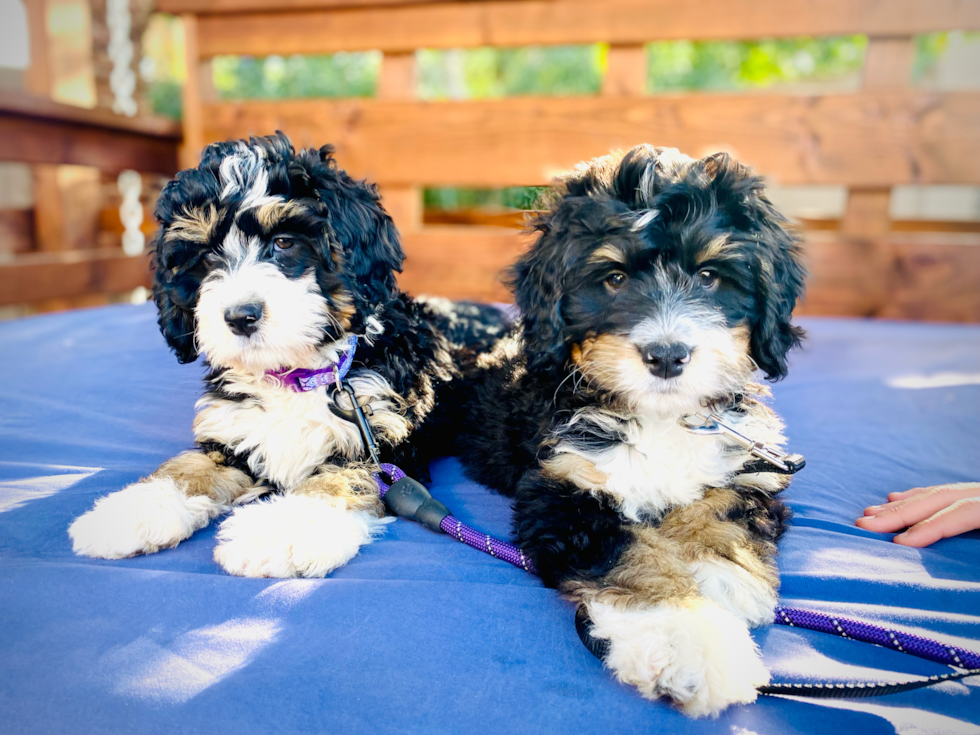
[
  {"left": 0, "top": 93, "right": 181, "bottom": 175},
  {"left": 881, "top": 235, "right": 980, "bottom": 321},
  {"left": 396, "top": 227, "right": 980, "bottom": 322},
  {"left": 399, "top": 227, "right": 530, "bottom": 301},
  {"left": 0, "top": 248, "right": 153, "bottom": 306},
  {"left": 202, "top": 91, "right": 980, "bottom": 187},
  {"left": 194, "top": 0, "right": 980, "bottom": 57},
  {"left": 159, "top": 0, "right": 460, "bottom": 13},
  {"left": 841, "top": 36, "right": 916, "bottom": 238},
  {"left": 602, "top": 44, "right": 647, "bottom": 97},
  {"left": 0, "top": 209, "right": 34, "bottom": 254},
  {"left": 377, "top": 52, "right": 422, "bottom": 234}
]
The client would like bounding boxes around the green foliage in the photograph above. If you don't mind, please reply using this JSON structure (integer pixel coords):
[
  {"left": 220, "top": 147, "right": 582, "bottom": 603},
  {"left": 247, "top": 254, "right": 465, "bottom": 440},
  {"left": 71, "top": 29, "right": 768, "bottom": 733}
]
[
  {"left": 647, "top": 36, "right": 867, "bottom": 91},
  {"left": 146, "top": 79, "right": 182, "bottom": 120},
  {"left": 423, "top": 186, "right": 548, "bottom": 210},
  {"left": 211, "top": 52, "right": 381, "bottom": 100},
  {"left": 912, "top": 32, "right": 949, "bottom": 80},
  {"left": 418, "top": 45, "right": 603, "bottom": 99}
]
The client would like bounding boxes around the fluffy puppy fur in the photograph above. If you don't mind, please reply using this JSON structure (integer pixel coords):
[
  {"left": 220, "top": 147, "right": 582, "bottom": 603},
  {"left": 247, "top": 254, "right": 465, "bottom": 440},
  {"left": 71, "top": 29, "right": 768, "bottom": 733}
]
[
  {"left": 69, "top": 132, "right": 505, "bottom": 578},
  {"left": 454, "top": 146, "right": 805, "bottom": 716}
]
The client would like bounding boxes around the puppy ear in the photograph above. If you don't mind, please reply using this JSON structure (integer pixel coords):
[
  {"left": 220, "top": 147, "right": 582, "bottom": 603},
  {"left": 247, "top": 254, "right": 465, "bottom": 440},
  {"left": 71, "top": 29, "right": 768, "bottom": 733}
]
[
  {"left": 695, "top": 152, "right": 806, "bottom": 380},
  {"left": 151, "top": 238, "right": 199, "bottom": 364},
  {"left": 747, "top": 202, "right": 806, "bottom": 381},
  {"left": 298, "top": 146, "right": 403, "bottom": 307},
  {"left": 510, "top": 222, "right": 568, "bottom": 373}
]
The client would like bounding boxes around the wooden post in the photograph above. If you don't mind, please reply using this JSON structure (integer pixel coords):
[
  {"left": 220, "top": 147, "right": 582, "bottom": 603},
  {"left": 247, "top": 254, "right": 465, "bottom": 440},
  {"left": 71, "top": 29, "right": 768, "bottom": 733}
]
[
  {"left": 179, "top": 13, "right": 215, "bottom": 170},
  {"left": 602, "top": 44, "right": 646, "bottom": 97},
  {"left": 23, "top": 0, "right": 65, "bottom": 254},
  {"left": 376, "top": 52, "right": 422, "bottom": 234},
  {"left": 841, "top": 37, "right": 914, "bottom": 239},
  {"left": 837, "top": 36, "right": 915, "bottom": 316}
]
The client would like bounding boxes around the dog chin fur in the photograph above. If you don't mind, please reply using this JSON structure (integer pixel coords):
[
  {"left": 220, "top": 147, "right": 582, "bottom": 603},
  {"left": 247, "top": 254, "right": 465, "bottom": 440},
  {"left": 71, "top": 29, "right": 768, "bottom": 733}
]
[{"left": 454, "top": 145, "right": 804, "bottom": 715}]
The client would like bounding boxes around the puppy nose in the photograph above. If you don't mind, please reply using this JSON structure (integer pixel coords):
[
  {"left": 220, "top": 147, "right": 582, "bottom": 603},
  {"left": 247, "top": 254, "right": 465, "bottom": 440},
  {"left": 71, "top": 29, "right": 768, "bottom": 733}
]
[
  {"left": 641, "top": 342, "right": 691, "bottom": 379},
  {"left": 224, "top": 302, "right": 264, "bottom": 337}
]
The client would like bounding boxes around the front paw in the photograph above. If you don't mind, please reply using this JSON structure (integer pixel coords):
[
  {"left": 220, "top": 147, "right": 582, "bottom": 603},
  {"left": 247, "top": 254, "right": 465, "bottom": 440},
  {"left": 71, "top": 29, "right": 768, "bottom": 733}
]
[
  {"left": 692, "top": 558, "right": 777, "bottom": 627},
  {"left": 213, "top": 494, "right": 392, "bottom": 578},
  {"left": 588, "top": 598, "right": 770, "bottom": 717},
  {"left": 68, "top": 477, "right": 219, "bottom": 559}
]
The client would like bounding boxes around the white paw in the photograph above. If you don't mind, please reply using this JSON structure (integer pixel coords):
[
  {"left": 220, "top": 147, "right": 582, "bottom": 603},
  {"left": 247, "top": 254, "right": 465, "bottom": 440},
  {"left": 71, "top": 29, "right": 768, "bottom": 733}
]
[
  {"left": 213, "top": 494, "right": 393, "bottom": 578},
  {"left": 69, "top": 477, "right": 221, "bottom": 559},
  {"left": 692, "top": 558, "right": 777, "bottom": 627},
  {"left": 588, "top": 598, "right": 770, "bottom": 717}
]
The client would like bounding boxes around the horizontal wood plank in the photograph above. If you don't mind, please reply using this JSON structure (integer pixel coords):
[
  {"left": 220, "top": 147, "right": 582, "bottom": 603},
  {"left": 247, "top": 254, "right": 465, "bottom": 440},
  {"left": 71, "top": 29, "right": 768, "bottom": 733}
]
[
  {"left": 0, "top": 92, "right": 180, "bottom": 175},
  {"left": 4, "top": 228, "right": 975, "bottom": 319},
  {"left": 201, "top": 91, "right": 980, "bottom": 187},
  {"left": 0, "top": 249, "right": 153, "bottom": 306},
  {"left": 395, "top": 227, "right": 980, "bottom": 322},
  {"left": 194, "top": 0, "right": 980, "bottom": 56},
  {"left": 399, "top": 227, "right": 529, "bottom": 301},
  {"left": 160, "top": 0, "right": 454, "bottom": 12}
]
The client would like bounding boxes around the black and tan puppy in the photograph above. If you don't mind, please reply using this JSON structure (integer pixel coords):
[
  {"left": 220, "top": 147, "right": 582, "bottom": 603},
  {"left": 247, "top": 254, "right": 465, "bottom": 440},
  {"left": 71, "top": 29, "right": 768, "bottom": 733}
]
[
  {"left": 454, "top": 146, "right": 805, "bottom": 715},
  {"left": 69, "top": 132, "right": 504, "bottom": 577}
]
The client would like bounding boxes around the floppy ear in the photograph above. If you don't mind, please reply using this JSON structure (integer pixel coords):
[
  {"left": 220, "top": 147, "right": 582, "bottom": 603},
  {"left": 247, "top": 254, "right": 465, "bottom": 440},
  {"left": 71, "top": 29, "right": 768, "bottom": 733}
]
[
  {"left": 697, "top": 152, "right": 806, "bottom": 380},
  {"left": 151, "top": 238, "right": 200, "bottom": 364},
  {"left": 510, "top": 219, "right": 568, "bottom": 374},
  {"left": 298, "top": 146, "right": 404, "bottom": 308},
  {"left": 747, "top": 204, "right": 806, "bottom": 381}
]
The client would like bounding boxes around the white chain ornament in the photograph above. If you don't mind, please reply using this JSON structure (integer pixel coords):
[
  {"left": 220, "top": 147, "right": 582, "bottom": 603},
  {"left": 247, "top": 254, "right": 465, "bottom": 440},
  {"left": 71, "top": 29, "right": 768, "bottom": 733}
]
[
  {"left": 106, "top": 0, "right": 138, "bottom": 117},
  {"left": 117, "top": 170, "right": 144, "bottom": 256}
]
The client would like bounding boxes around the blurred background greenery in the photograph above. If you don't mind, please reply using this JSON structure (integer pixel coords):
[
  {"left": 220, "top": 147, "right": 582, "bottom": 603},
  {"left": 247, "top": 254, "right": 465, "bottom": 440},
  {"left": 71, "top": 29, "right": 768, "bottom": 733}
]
[{"left": 139, "top": 19, "right": 959, "bottom": 211}]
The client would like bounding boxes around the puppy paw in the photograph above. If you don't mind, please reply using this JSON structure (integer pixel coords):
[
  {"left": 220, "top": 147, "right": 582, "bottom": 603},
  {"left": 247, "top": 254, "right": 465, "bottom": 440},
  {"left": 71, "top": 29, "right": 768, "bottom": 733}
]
[
  {"left": 68, "top": 477, "right": 220, "bottom": 559},
  {"left": 692, "top": 558, "right": 777, "bottom": 627},
  {"left": 213, "top": 494, "right": 393, "bottom": 578},
  {"left": 588, "top": 598, "right": 770, "bottom": 718}
]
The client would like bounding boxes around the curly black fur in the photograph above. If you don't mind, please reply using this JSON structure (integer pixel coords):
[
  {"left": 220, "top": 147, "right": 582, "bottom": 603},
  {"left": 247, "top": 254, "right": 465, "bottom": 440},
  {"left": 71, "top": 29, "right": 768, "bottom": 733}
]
[
  {"left": 152, "top": 131, "right": 499, "bottom": 487},
  {"left": 455, "top": 146, "right": 803, "bottom": 594}
]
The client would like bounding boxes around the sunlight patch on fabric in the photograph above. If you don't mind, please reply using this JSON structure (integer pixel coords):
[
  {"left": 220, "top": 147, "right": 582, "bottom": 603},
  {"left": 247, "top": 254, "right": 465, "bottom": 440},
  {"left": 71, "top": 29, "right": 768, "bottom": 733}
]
[
  {"left": 886, "top": 372, "right": 980, "bottom": 389},
  {"left": 0, "top": 463, "right": 102, "bottom": 513},
  {"left": 99, "top": 617, "right": 280, "bottom": 704}
]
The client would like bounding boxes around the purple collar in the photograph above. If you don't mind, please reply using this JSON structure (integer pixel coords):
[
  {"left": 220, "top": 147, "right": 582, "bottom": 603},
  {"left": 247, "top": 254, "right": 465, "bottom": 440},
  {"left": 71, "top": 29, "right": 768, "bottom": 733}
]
[{"left": 265, "top": 335, "right": 358, "bottom": 392}]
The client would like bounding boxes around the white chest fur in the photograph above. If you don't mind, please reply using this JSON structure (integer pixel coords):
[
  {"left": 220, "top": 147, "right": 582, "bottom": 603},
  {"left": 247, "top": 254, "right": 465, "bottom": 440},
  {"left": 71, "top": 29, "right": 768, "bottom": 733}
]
[
  {"left": 193, "top": 370, "right": 410, "bottom": 491},
  {"left": 553, "top": 408, "right": 784, "bottom": 521}
]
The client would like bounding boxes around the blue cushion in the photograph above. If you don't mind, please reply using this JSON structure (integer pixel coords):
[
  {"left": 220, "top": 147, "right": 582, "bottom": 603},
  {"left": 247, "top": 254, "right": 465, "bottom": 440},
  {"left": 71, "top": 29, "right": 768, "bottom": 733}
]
[{"left": 1, "top": 303, "right": 978, "bottom": 734}]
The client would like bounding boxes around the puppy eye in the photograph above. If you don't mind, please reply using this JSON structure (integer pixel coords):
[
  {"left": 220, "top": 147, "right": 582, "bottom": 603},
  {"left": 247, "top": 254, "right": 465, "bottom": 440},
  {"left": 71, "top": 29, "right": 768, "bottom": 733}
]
[
  {"left": 697, "top": 269, "right": 719, "bottom": 290},
  {"left": 604, "top": 272, "right": 627, "bottom": 292},
  {"left": 273, "top": 236, "right": 295, "bottom": 252}
]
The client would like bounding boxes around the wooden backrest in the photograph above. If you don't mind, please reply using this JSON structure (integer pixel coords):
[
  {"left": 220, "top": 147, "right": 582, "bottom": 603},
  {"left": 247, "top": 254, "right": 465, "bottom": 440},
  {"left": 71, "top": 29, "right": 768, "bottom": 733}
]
[{"left": 169, "top": 0, "right": 980, "bottom": 320}]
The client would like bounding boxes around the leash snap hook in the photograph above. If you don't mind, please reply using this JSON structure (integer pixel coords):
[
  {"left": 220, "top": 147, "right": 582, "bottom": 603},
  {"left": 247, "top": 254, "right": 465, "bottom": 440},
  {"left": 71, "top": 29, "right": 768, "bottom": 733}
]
[{"left": 678, "top": 412, "right": 806, "bottom": 473}]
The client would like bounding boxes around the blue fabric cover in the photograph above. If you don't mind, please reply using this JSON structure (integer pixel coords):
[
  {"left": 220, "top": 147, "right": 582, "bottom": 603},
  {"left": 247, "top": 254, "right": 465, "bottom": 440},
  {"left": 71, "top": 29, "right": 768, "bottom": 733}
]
[{"left": 1, "top": 303, "right": 978, "bottom": 735}]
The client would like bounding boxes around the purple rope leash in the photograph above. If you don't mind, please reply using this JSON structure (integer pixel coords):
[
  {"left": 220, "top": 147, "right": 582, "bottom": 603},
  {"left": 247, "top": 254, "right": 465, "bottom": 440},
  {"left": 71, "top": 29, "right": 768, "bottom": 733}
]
[
  {"left": 374, "top": 463, "right": 537, "bottom": 574},
  {"left": 774, "top": 606, "right": 980, "bottom": 670},
  {"left": 373, "top": 463, "right": 980, "bottom": 699}
]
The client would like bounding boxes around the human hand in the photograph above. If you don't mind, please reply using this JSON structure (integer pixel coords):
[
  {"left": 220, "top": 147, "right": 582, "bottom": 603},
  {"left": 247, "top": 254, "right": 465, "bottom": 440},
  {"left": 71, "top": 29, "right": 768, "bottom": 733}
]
[{"left": 856, "top": 482, "right": 980, "bottom": 547}]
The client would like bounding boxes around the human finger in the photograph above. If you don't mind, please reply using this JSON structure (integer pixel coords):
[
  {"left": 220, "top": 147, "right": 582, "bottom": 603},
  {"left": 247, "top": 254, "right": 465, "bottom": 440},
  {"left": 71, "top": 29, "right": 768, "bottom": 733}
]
[
  {"left": 856, "top": 484, "right": 980, "bottom": 532},
  {"left": 893, "top": 498, "right": 980, "bottom": 548},
  {"left": 886, "top": 482, "right": 980, "bottom": 504}
]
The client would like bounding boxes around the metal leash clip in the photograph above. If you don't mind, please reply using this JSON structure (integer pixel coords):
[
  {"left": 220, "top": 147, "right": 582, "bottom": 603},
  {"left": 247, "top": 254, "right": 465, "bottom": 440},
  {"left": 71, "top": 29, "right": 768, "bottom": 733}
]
[{"left": 678, "top": 412, "right": 806, "bottom": 473}]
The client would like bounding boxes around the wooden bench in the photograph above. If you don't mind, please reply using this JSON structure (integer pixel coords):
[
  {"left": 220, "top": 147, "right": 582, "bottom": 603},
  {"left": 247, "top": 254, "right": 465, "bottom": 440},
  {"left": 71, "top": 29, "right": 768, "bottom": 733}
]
[{"left": 0, "top": 90, "right": 181, "bottom": 307}]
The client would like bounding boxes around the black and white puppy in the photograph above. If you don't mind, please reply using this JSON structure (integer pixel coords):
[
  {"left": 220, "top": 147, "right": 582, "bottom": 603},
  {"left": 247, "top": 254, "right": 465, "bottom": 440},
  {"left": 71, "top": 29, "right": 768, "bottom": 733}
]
[
  {"left": 69, "top": 132, "right": 502, "bottom": 578},
  {"left": 455, "top": 146, "right": 805, "bottom": 716}
]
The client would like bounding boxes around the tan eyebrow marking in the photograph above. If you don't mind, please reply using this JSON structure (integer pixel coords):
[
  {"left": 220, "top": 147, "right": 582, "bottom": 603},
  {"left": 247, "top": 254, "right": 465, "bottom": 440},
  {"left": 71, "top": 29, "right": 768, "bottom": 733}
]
[
  {"left": 253, "top": 200, "right": 305, "bottom": 229},
  {"left": 588, "top": 244, "right": 627, "bottom": 266},
  {"left": 165, "top": 203, "right": 219, "bottom": 243},
  {"left": 695, "top": 235, "right": 733, "bottom": 265}
]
